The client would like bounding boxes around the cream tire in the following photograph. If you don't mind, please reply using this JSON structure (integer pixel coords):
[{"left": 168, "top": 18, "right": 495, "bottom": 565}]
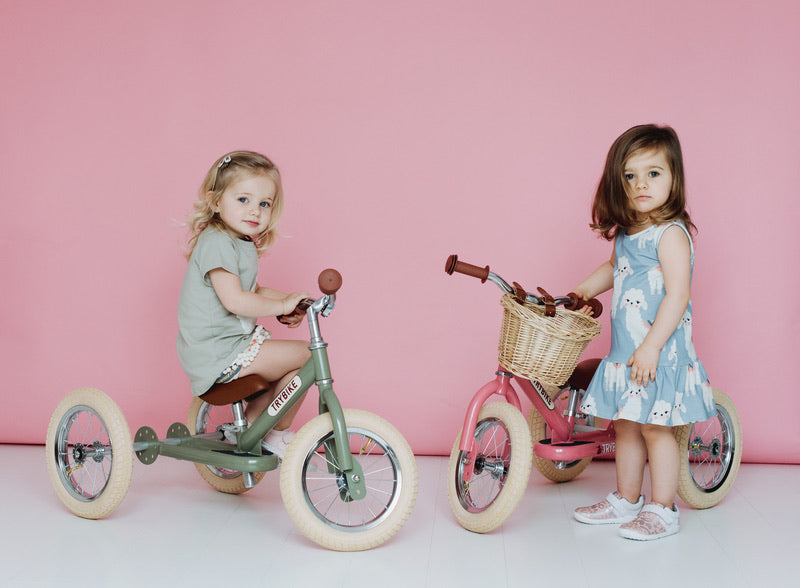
[
  {"left": 46, "top": 388, "right": 133, "bottom": 519},
  {"left": 676, "top": 388, "right": 742, "bottom": 509},
  {"left": 280, "top": 409, "right": 418, "bottom": 551},
  {"left": 187, "top": 397, "right": 265, "bottom": 494},
  {"left": 447, "top": 402, "right": 533, "bottom": 533}
]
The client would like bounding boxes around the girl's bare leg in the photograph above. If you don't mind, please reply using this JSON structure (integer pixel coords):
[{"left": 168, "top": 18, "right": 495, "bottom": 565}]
[
  {"left": 239, "top": 339, "right": 311, "bottom": 429},
  {"left": 641, "top": 423, "right": 679, "bottom": 508},
  {"left": 614, "top": 419, "right": 647, "bottom": 503}
]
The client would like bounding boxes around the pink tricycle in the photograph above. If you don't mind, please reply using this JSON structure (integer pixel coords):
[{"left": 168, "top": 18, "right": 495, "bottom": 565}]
[{"left": 444, "top": 255, "right": 742, "bottom": 533}]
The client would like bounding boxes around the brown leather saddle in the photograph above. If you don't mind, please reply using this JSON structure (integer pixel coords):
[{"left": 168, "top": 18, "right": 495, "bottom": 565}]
[
  {"left": 566, "top": 358, "right": 602, "bottom": 391},
  {"left": 199, "top": 375, "right": 271, "bottom": 406}
]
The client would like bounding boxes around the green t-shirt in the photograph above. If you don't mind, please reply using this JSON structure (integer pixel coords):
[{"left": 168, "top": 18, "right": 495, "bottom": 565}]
[{"left": 177, "top": 228, "right": 259, "bottom": 396}]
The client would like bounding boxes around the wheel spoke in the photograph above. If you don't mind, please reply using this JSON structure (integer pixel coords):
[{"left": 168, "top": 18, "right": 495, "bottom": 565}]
[
  {"left": 455, "top": 417, "right": 512, "bottom": 513},
  {"left": 300, "top": 426, "right": 401, "bottom": 530},
  {"left": 687, "top": 404, "right": 735, "bottom": 492}
]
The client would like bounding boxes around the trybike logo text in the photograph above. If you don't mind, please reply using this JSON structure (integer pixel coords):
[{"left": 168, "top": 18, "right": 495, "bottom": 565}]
[
  {"left": 599, "top": 442, "right": 616, "bottom": 455},
  {"left": 536, "top": 386, "right": 555, "bottom": 411},
  {"left": 268, "top": 376, "right": 303, "bottom": 416}
]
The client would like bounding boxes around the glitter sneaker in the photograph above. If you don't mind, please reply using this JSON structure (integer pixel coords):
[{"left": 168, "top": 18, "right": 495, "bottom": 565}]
[
  {"left": 619, "top": 502, "right": 680, "bottom": 540},
  {"left": 574, "top": 491, "right": 644, "bottom": 525},
  {"left": 219, "top": 423, "right": 241, "bottom": 444},
  {"left": 261, "top": 428, "right": 295, "bottom": 459}
]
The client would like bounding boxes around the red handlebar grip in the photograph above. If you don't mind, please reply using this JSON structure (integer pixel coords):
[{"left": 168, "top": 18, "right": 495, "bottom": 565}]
[{"left": 445, "top": 254, "right": 490, "bottom": 283}]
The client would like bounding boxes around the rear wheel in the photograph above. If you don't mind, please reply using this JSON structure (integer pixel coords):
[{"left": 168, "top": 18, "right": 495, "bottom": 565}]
[
  {"left": 45, "top": 388, "right": 133, "bottom": 519},
  {"left": 447, "top": 402, "right": 532, "bottom": 533},
  {"left": 527, "top": 386, "right": 592, "bottom": 482},
  {"left": 186, "top": 397, "right": 265, "bottom": 494},
  {"left": 676, "top": 388, "right": 742, "bottom": 508}
]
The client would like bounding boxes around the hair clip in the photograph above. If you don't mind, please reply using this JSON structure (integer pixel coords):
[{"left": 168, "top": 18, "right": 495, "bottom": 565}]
[{"left": 218, "top": 155, "right": 232, "bottom": 169}]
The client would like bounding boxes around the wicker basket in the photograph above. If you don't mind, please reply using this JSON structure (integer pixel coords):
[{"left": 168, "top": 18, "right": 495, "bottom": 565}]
[{"left": 498, "top": 293, "right": 601, "bottom": 386}]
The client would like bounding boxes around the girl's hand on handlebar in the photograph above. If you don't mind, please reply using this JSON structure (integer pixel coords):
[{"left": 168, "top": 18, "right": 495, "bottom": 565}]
[
  {"left": 278, "top": 292, "right": 309, "bottom": 328},
  {"left": 570, "top": 291, "right": 596, "bottom": 316}
]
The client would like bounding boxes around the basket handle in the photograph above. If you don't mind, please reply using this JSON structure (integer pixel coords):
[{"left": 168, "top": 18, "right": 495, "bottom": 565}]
[{"left": 445, "top": 254, "right": 490, "bottom": 283}]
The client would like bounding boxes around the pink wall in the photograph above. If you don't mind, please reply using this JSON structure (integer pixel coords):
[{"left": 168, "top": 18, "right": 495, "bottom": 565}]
[{"left": 2, "top": 1, "right": 798, "bottom": 463}]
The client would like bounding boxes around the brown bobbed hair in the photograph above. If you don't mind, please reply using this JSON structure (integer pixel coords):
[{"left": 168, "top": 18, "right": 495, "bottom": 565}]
[{"left": 591, "top": 124, "right": 696, "bottom": 240}]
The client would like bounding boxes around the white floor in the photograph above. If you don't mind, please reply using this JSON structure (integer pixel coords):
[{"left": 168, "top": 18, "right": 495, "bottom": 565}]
[{"left": 2, "top": 444, "right": 797, "bottom": 587}]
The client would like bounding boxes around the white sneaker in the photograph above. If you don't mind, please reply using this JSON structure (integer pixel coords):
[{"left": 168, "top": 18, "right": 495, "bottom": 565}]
[
  {"left": 261, "top": 429, "right": 295, "bottom": 459},
  {"left": 574, "top": 491, "right": 644, "bottom": 525},
  {"left": 619, "top": 503, "right": 680, "bottom": 540},
  {"left": 219, "top": 423, "right": 241, "bottom": 444}
]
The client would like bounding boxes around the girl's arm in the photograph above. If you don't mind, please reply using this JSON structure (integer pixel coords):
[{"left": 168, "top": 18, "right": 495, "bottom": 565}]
[
  {"left": 209, "top": 268, "right": 307, "bottom": 318},
  {"left": 628, "top": 225, "right": 692, "bottom": 386},
  {"left": 572, "top": 245, "right": 615, "bottom": 313},
  {"left": 255, "top": 285, "right": 288, "bottom": 300}
]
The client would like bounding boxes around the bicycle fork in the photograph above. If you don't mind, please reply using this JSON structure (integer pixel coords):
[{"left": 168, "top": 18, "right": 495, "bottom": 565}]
[{"left": 456, "top": 370, "right": 522, "bottom": 483}]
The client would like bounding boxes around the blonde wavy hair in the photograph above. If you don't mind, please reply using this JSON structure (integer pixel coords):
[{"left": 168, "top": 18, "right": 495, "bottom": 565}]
[{"left": 185, "top": 151, "right": 284, "bottom": 258}]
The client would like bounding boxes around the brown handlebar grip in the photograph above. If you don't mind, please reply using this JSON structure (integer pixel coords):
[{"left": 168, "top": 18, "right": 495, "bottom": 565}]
[
  {"left": 565, "top": 292, "right": 603, "bottom": 318},
  {"left": 318, "top": 269, "right": 343, "bottom": 295},
  {"left": 587, "top": 298, "right": 603, "bottom": 318},
  {"left": 445, "top": 254, "right": 490, "bottom": 283},
  {"left": 276, "top": 298, "right": 314, "bottom": 324}
]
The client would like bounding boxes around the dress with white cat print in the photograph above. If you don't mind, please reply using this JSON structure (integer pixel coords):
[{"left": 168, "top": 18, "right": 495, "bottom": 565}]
[{"left": 580, "top": 221, "right": 715, "bottom": 426}]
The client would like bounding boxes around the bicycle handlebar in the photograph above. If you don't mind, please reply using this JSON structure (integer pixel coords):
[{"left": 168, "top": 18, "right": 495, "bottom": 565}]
[
  {"left": 445, "top": 254, "right": 603, "bottom": 318},
  {"left": 277, "top": 269, "right": 342, "bottom": 324},
  {"left": 445, "top": 254, "right": 490, "bottom": 282}
]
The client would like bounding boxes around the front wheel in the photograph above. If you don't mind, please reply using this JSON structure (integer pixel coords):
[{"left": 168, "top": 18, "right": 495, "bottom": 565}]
[
  {"left": 447, "top": 402, "right": 533, "bottom": 533},
  {"left": 186, "top": 397, "right": 266, "bottom": 494},
  {"left": 45, "top": 388, "right": 133, "bottom": 519},
  {"left": 280, "top": 409, "right": 418, "bottom": 551},
  {"left": 675, "top": 388, "right": 742, "bottom": 509}
]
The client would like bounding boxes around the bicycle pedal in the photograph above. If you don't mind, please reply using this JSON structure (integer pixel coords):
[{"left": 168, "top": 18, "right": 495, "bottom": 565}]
[{"left": 535, "top": 439, "right": 596, "bottom": 461}]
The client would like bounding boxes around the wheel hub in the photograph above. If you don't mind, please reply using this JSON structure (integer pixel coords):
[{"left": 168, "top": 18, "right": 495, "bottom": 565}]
[
  {"left": 476, "top": 456, "right": 507, "bottom": 479},
  {"left": 689, "top": 435, "right": 722, "bottom": 459},
  {"left": 336, "top": 471, "right": 355, "bottom": 502},
  {"left": 91, "top": 441, "right": 107, "bottom": 462},
  {"left": 71, "top": 443, "right": 86, "bottom": 464},
  {"left": 708, "top": 438, "right": 722, "bottom": 459}
]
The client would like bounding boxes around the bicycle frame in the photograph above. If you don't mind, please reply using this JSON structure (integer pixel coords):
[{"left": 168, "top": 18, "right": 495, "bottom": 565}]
[
  {"left": 457, "top": 367, "right": 616, "bottom": 481},
  {"left": 132, "top": 291, "right": 366, "bottom": 497}
]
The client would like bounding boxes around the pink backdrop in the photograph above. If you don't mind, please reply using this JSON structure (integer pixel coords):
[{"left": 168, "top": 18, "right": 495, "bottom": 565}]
[{"left": 2, "top": 1, "right": 798, "bottom": 463}]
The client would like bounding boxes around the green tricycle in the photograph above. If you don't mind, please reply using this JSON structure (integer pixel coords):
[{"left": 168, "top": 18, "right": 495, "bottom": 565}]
[{"left": 45, "top": 269, "right": 418, "bottom": 551}]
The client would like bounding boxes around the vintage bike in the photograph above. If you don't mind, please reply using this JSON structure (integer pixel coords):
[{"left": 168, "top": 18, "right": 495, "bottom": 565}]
[
  {"left": 46, "top": 269, "right": 418, "bottom": 551},
  {"left": 444, "top": 254, "right": 742, "bottom": 533}
]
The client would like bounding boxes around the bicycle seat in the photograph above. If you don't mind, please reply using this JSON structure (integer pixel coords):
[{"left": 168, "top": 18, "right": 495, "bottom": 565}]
[
  {"left": 200, "top": 375, "right": 271, "bottom": 406},
  {"left": 567, "top": 358, "right": 602, "bottom": 391}
]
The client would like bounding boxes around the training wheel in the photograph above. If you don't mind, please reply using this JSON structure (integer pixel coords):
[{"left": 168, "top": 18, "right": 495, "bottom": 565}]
[
  {"left": 166, "top": 422, "right": 191, "bottom": 439},
  {"left": 135, "top": 426, "right": 159, "bottom": 464},
  {"left": 45, "top": 387, "right": 134, "bottom": 519}
]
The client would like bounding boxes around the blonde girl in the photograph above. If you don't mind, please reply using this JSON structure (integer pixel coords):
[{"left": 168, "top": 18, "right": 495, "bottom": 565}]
[
  {"left": 177, "top": 151, "right": 310, "bottom": 458},
  {"left": 571, "top": 125, "right": 714, "bottom": 540}
]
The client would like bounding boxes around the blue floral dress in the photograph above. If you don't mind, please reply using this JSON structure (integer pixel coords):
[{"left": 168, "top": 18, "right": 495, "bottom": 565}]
[{"left": 580, "top": 222, "right": 715, "bottom": 426}]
